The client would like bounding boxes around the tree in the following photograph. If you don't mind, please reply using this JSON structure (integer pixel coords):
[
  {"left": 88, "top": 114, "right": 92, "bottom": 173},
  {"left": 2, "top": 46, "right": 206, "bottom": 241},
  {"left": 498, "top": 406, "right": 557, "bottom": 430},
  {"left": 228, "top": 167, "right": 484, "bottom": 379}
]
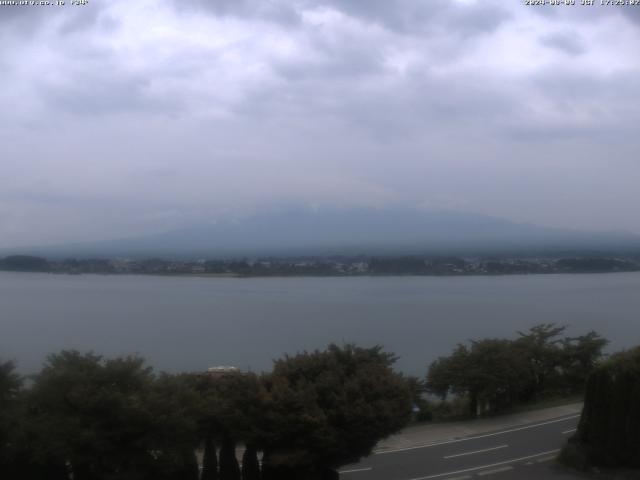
[
  {"left": 405, "top": 376, "right": 432, "bottom": 422},
  {"left": 427, "top": 340, "right": 532, "bottom": 415},
  {"left": 0, "top": 361, "right": 23, "bottom": 476},
  {"left": 562, "top": 346, "right": 640, "bottom": 469},
  {"left": 515, "top": 323, "right": 567, "bottom": 399},
  {"left": 0, "top": 255, "right": 49, "bottom": 272},
  {"left": 201, "top": 434, "right": 218, "bottom": 480},
  {"left": 0, "top": 358, "right": 68, "bottom": 480},
  {"left": 29, "top": 352, "right": 157, "bottom": 478},
  {"left": 426, "top": 325, "right": 606, "bottom": 417},
  {"left": 219, "top": 434, "right": 241, "bottom": 480},
  {"left": 426, "top": 345, "right": 469, "bottom": 400},
  {"left": 241, "top": 445, "right": 261, "bottom": 480},
  {"left": 194, "top": 371, "right": 265, "bottom": 480},
  {"left": 467, "top": 339, "right": 533, "bottom": 414},
  {"left": 259, "top": 344, "right": 412, "bottom": 479},
  {"left": 26, "top": 351, "right": 200, "bottom": 480},
  {"left": 559, "top": 331, "right": 608, "bottom": 393},
  {"left": 146, "top": 373, "right": 201, "bottom": 480}
]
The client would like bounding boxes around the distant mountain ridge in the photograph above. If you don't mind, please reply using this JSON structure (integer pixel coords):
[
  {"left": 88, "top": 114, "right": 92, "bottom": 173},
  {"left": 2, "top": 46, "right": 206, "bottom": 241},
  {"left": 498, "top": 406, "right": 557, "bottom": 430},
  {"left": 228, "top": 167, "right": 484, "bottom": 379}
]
[{"left": 5, "top": 207, "right": 640, "bottom": 258}]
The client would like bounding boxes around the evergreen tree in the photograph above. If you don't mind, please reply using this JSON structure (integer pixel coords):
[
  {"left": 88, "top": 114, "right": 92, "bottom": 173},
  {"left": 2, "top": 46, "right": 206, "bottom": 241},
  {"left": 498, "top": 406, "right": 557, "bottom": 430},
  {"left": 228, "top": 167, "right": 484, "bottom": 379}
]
[
  {"left": 201, "top": 435, "right": 219, "bottom": 480},
  {"left": 219, "top": 434, "right": 241, "bottom": 480},
  {"left": 241, "top": 445, "right": 261, "bottom": 480},
  {"left": 172, "top": 449, "right": 200, "bottom": 480},
  {"left": 564, "top": 346, "right": 640, "bottom": 469}
]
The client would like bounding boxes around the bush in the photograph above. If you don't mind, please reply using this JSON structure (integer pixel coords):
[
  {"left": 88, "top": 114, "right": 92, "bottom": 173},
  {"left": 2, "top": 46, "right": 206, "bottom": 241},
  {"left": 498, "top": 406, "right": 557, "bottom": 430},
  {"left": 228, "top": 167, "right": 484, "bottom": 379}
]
[
  {"left": 414, "top": 398, "right": 433, "bottom": 423},
  {"left": 558, "top": 441, "right": 589, "bottom": 471}
]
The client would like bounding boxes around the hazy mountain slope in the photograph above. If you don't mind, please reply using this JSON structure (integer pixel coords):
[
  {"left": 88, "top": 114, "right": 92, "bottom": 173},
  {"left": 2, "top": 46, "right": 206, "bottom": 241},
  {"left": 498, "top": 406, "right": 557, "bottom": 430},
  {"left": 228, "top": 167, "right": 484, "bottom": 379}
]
[{"left": 7, "top": 208, "right": 640, "bottom": 258}]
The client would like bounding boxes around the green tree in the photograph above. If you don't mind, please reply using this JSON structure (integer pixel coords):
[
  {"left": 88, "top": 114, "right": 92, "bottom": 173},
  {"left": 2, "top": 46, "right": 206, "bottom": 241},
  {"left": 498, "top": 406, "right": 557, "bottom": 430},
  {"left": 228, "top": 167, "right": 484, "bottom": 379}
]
[
  {"left": 0, "top": 255, "right": 49, "bottom": 272},
  {"left": 219, "top": 434, "right": 241, "bottom": 480},
  {"left": 405, "top": 376, "right": 432, "bottom": 422},
  {"left": 241, "top": 445, "right": 261, "bottom": 480},
  {"left": 427, "top": 340, "right": 532, "bottom": 415},
  {"left": 259, "top": 344, "right": 412, "bottom": 479},
  {"left": 201, "top": 434, "right": 218, "bottom": 480},
  {"left": 426, "top": 324, "right": 605, "bottom": 417},
  {"left": 426, "top": 345, "right": 469, "bottom": 401},
  {"left": 515, "top": 323, "right": 566, "bottom": 399},
  {"left": 146, "top": 373, "right": 201, "bottom": 480},
  {"left": 0, "top": 361, "right": 23, "bottom": 476},
  {"left": 27, "top": 352, "right": 157, "bottom": 479},
  {"left": 562, "top": 346, "right": 640, "bottom": 469},
  {"left": 559, "top": 331, "right": 609, "bottom": 393},
  {"left": 194, "top": 371, "right": 265, "bottom": 480},
  {"left": 27, "top": 351, "right": 200, "bottom": 480}
]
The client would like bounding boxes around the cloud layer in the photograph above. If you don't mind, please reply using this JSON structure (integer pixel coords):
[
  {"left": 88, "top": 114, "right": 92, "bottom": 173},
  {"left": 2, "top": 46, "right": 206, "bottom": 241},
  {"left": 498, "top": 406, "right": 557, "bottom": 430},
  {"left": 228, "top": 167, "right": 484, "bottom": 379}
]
[{"left": 1, "top": 0, "right": 640, "bottom": 247}]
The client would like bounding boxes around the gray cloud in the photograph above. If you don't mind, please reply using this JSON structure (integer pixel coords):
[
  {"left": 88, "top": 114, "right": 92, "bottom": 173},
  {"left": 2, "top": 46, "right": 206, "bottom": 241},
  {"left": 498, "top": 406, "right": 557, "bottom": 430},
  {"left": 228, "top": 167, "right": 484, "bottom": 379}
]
[
  {"left": 541, "top": 31, "right": 585, "bottom": 56},
  {"left": 1, "top": 0, "right": 640, "bottom": 247},
  {"left": 620, "top": 7, "right": 640, "bottom": 25},
  {"left": 44, "top": 72, "right": 181, "bottom": 116},
  {"left": 0, "top": 1, "right": 108, "bottom": 32},
  {"left": 307, "top": 0, "right": 511, "bottom": 36},
  {"left": 173, "top": 0, "right": 301, "bottom": 25}
]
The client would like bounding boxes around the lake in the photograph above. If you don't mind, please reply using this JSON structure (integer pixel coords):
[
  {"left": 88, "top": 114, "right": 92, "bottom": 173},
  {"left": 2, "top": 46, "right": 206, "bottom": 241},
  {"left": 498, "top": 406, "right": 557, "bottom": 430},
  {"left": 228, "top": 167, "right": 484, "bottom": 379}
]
[{"left": 2, "top": 272, "right": 639, "bottom": 376}]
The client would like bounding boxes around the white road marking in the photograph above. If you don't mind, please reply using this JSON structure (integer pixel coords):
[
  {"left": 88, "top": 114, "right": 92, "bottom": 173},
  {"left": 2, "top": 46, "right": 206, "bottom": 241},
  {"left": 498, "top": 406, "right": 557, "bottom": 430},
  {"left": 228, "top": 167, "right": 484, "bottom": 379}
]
[
  {"left": 339, "top": 467, "right": 373, "bottom": 474},
  {"left": 443, "top": 476, "right": 472, "bottom": 480},
  {"left": 444, "top": 445, "right": 508, "bottom": 459},
  {"left": 376, "top": 415, "right": 579, "bottom": 455},
  {"left": 535, "top": 456, "right": 556, "bottom": 463},
  {"left": 477, "top": 466, "right": 514, "bottom": 476},
  {"left": 405, "top": 449, "right": 561, "bottom": 480},
  {"left": 562, "top": 428, "right": 577, "bottom": 434}
]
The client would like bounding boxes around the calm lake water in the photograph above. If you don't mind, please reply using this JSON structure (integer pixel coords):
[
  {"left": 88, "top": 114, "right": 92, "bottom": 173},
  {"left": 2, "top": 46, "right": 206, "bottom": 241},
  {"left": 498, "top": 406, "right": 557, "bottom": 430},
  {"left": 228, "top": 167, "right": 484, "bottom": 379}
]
[{"left": 2, "top": 272, "right": 639, "bottom": 376}]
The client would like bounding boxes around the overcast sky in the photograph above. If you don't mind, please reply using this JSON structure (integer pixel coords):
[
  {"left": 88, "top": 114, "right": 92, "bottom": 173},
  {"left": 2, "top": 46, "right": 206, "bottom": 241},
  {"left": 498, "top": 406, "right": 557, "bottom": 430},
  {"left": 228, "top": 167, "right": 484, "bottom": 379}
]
[{"left": 1, "top": 0, "right": 640, "bottom": 247}]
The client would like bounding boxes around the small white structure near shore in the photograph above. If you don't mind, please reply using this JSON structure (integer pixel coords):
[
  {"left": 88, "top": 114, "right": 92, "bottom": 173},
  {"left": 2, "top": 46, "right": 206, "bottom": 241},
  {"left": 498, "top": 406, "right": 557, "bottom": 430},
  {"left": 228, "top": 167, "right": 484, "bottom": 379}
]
[{"left": 205, "top": 365, "right": 240, "bottom": 378}]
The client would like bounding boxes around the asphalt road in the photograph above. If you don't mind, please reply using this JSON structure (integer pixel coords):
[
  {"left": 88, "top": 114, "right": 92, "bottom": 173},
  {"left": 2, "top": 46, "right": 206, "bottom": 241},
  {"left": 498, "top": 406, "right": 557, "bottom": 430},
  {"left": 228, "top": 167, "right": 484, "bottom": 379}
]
[{"left": 339, "top": 414, "right": 583, "bottom": 480}]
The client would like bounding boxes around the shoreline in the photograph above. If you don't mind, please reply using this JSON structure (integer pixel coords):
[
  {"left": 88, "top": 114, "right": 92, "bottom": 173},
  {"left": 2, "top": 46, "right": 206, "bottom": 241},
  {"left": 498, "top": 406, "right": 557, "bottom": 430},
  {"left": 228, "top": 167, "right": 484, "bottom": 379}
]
[{"left": 2, "top": 269, "right": 640, "bottom": 279}]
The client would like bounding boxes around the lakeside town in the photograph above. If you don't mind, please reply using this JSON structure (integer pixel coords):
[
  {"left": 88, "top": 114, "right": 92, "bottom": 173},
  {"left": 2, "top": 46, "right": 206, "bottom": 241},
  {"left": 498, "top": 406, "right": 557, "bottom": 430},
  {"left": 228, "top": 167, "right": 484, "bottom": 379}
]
[{"left": 1, "top": 254, "right": 639, "bottom": 277}]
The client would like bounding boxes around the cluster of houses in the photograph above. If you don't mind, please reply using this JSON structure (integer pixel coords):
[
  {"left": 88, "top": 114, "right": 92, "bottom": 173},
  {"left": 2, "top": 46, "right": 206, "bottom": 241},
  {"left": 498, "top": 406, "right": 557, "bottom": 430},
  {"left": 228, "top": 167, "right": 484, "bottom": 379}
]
[{"left": 3, "top": 254, "right": 638, "bottom": 276}]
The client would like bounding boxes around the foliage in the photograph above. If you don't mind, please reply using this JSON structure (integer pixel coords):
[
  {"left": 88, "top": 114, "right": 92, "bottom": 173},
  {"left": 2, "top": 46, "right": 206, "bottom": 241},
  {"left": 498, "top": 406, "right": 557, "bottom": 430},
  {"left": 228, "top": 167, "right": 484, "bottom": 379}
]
[
  {"left": 564, "top": 346, "right": 640, "bottom": 469},
  {"left": 426, "top": 324, "right": 608, "bottom": 416},
  {"left": 194, "top": 370, "right": 266, "bottom": 480},
  {"left": 556, "top": 257, "right": 637, "bottom": 273},
  {"left": 0, "top": 255, "right": 49, "bottom": 272},
  {"left": 406, "top": 376, "right": 433, "bottom": 422},
  {"left": 515, "top": 323, "right": 567, "bottom": 398},
  {"left": 427, "top": 340, "right": 532, "bottom": 415},
  {"left": 0, "top": 361, "right": 23, "bottom": 476},
  {"left": 559, "top": 331, "right": 609, "bottom": 393},
  {"left": 0, "top": 360, "right": 21, "bottom": 404},
  {"left": 219, "top": 435, "right": 241, "bottom": 480},
  {"left": 201, "top": 435, "right": 218, "bottom": 480},
  {"left": 0, "top": 344, "right": 410, "bottom": 479},
  {"left": 241, "top": 445, "right": 261, "bottom": 480},
  {"left": 27, "top": 351, "right": 154, "bottom": 477},
  {"left": 22, "top": 351, "right": 200, "bottom": 479},
  {"left": 259, "top": 344, "right": 412, "bottom": 473}
]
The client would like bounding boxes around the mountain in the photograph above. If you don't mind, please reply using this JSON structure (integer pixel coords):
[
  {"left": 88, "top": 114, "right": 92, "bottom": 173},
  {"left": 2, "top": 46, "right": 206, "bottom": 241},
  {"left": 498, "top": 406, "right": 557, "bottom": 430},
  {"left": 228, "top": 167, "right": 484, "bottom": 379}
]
[{"left": 6, "top": 207, "right": 640, "bottom": 259}]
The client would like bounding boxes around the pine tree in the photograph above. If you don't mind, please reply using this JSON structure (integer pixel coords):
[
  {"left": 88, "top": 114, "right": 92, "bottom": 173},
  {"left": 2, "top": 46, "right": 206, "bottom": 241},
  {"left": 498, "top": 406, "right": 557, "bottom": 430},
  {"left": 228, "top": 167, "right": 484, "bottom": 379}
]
[
  {"left": 202, "top": 435, "right": 219, "bottom": 480},
  {"left": 241, "top": 445, "right": 261, "bottom": 480},
  {"left": 219, "top": 434, "right": 241, "bottom": 480},
  {"left": 568, "top": 346, "right": 640, "bottom": 468}
]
